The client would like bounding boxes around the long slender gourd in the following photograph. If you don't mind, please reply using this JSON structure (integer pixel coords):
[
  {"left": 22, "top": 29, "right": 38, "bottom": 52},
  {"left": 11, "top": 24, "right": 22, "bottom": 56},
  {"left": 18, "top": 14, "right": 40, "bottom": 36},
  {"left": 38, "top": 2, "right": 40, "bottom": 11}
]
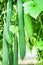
[
  {"left": 2, "top": 23, "right": 8, "bottom": 65},
  {"left": 13, "top": 34, "right": 18, "bottom": 65},
  {"left": 3, "top": 22, "right": 13, "bottom": 65},
  {"left": 17, "top": 0, "right": 26, "bottom": 59},
  {"left": 24, "top": 14, "right": 34, "bottom": 38},
  {"left": 5, "top": 0, "right": 13, "bottom": 45},
  {"left": 4, "top": 23, "right": 12, "bottom": 45},
  {"left": 9, "top": 45, "right": 13, "bottom": 65}
]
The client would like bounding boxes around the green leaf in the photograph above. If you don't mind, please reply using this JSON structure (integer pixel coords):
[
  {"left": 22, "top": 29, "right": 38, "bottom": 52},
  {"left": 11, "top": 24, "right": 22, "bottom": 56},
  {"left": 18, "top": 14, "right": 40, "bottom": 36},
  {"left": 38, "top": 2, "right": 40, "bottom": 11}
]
[
  {"left": 0, "top": 0, "right": 4, "bottom": 3},
  {"left": 34, "top": 0, "right": 43, "bottom": 11},
  {"left": 22, "top": 0, "right": 29, "bottom": 2},
  {"left": 9, "top": 25, "right": 18, "bottom": 34},
  {"left": 36, "top": 39, "right": 43, "bottom": 50},
  {"left": 23, "top": 1, "right": 41, "bottom": 19},
  {"left": 23, "top": 1, "right": 33, "bottom": 14}
]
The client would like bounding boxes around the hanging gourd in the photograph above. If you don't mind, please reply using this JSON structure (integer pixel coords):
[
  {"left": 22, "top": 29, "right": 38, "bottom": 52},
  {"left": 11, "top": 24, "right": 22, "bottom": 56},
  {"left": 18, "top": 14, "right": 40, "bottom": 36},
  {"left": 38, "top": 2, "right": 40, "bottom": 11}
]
[
  {"left": 5, "top": 0, "right": 13, "bottom": 45},
  {"left": 13, "top": 34, "right": 18, "bottom": 65},
  {"left": 24, "top": 14, "right": 34, "bottom": 38},
  {"left": 2, "top": 23, "right": 9, "bottom": 65},
  {"left": 17, "top": 0, "right": 26, "bottom": 59}
]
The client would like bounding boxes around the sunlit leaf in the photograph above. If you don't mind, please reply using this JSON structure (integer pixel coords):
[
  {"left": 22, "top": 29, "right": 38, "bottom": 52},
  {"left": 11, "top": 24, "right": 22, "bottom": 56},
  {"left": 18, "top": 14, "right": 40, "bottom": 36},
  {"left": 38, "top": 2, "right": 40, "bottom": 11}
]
[
  {"left": 36, "top": 39, "right": 43, "bottom": 50},
  {"left": 34, "top": 0, "right": 43, "bottom": 11},
  {"left": 23, "top": 0, "right": 42, "bottom": 19},
  {"left": 9, "top": 25, "right": 18, "bottom": 34}
]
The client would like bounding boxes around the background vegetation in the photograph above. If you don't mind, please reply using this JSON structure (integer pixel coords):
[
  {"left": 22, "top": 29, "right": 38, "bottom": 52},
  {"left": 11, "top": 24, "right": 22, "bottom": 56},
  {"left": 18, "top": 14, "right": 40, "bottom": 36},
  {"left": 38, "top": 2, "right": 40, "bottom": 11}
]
[{"left": 0, "top": 0, "right": 43, "bottom": 65}]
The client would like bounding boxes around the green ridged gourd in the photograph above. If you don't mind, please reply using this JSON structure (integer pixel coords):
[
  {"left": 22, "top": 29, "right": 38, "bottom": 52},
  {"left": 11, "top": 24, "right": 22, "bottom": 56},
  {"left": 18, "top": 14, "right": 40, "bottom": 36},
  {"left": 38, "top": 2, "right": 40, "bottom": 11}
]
[
  {"left": 2, "top": 23, "right": 9, "bottom": 65},
  {"left": 24, "top": 14, "right": 34, "bottom": 38},
  {"left": 5, "top": 0, "right": 13, "bottom": 45},
  {"left": 7, "top": 0, "right": 13, "bottom": 65},
  {"left": 17, "top": 0, "right": 26, "bottom": 59},
  {"left": 24, "top": 14, "right": 34, "bottom": 50},
  {"left": 13, "top": 34, "right": 18, "bottom": 65}
]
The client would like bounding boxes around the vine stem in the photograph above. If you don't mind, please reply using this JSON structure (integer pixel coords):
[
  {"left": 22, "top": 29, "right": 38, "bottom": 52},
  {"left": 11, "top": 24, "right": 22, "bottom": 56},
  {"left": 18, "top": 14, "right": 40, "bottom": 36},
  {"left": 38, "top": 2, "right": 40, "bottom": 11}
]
[{"left": 37, "top": 17, "right": 42, "bottom": 41}]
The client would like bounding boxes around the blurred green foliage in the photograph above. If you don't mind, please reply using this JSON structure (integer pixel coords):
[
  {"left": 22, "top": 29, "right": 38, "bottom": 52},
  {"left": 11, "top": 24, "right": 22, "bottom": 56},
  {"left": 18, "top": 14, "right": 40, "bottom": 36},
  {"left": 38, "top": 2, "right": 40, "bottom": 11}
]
[{"left": 0, "top": 0, "right": 43, "bottom": 63}]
